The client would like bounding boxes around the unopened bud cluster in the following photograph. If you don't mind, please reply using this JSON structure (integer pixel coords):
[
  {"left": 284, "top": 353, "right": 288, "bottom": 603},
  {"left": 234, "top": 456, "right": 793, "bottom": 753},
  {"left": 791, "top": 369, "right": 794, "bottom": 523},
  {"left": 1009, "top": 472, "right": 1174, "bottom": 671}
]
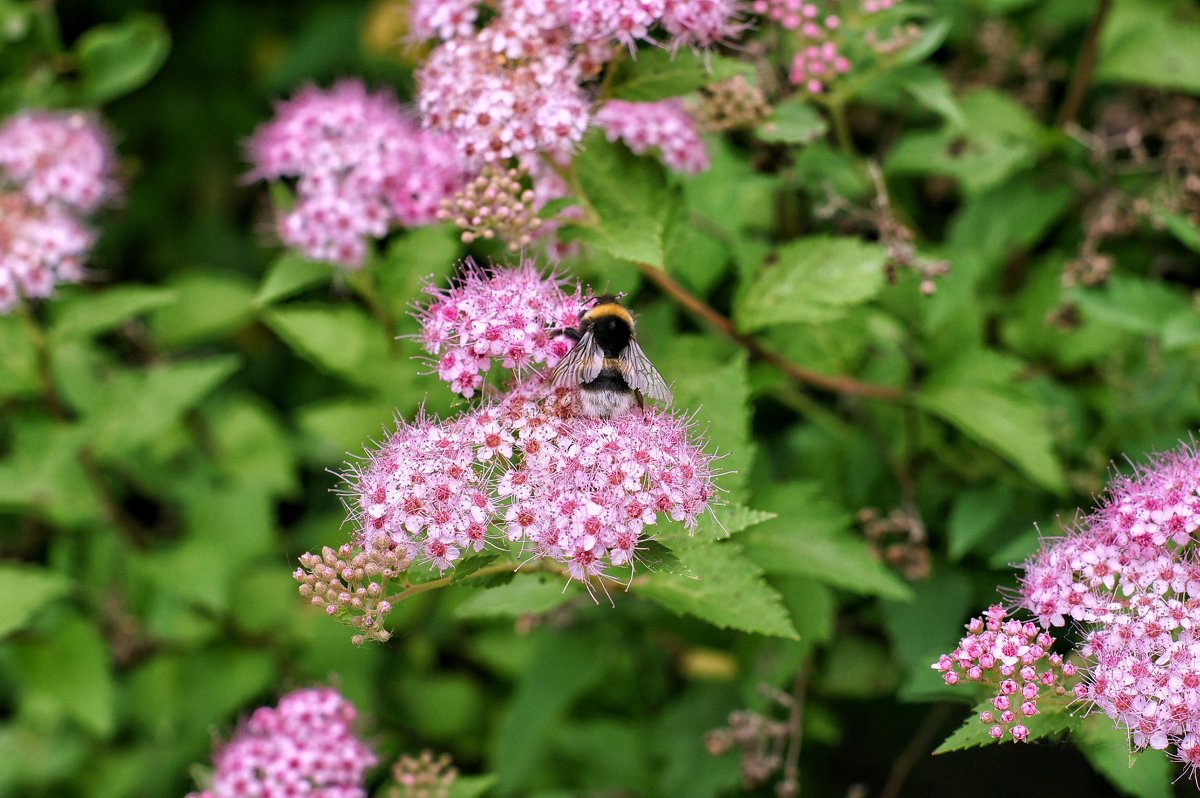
[
  {"left": 695, "top": 75, "right": 771, "bottom": 132},
  {"left": 0, "top": 110, "right": 119, "bottom": 312},
  {"left": 438, "top": 165, "right": 545, "bottom": 250},
  {"left": 389, "top": 750, "right": 458, "bottom": 798},
  {"left": 295, "top": 539, "right": 409, "bottom": 644}
]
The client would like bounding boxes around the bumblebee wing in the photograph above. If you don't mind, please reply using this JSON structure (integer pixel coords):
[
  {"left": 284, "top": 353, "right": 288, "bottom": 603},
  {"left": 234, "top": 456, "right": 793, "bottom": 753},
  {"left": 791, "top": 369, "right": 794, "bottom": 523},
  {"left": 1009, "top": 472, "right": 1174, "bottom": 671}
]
[
  {"left": 550, "top": 330, "right": 603, "bottom": 387},
  {"left": 619, "top": 339, "right": 672, "bottom": 404}
]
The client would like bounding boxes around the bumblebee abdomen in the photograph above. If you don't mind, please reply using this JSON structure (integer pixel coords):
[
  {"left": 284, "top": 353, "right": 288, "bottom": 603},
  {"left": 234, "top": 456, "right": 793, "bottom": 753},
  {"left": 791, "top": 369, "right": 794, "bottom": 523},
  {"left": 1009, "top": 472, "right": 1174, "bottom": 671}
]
[{"left": 582, "top": 365, "right": 630, "bottom": 393}]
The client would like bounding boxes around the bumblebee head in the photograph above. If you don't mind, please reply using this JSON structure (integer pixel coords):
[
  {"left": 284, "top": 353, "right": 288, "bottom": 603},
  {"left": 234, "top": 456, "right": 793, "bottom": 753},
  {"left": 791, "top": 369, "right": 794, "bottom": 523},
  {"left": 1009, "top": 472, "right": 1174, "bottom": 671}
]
[{"left": 582, "top": 295, "right": 634, "bottom": 329}]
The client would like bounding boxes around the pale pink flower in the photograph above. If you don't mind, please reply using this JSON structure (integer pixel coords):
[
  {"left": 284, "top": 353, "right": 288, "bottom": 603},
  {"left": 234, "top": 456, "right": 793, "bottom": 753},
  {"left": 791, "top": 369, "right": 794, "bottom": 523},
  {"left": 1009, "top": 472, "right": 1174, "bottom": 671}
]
[
  {"left": 410, "top": 0, "right": 479, "bottom": 40},
  {"left": 0, "top": 110, "right": 117, "bottom": 212},
  {"left": 248, "top": 79, "right": 464, "bottom": 267},
  {"left": 594, "top": 99, "right": 710, "bottom": 174}
]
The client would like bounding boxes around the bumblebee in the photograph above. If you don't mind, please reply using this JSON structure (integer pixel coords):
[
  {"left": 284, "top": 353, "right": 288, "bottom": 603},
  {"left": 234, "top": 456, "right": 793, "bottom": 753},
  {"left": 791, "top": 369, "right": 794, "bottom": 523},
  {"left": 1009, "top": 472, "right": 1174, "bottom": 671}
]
[{"left": 551, "top": 295, "right": 672, "bottom": 418}]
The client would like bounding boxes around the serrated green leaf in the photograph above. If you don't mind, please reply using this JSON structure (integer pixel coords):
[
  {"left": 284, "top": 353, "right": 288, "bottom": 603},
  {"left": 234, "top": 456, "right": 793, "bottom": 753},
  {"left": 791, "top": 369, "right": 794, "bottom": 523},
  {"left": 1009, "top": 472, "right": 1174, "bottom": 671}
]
[
  {"left": 735, "top": 235, "right": 887, "bottom": 331},
  {"left": 49, "top": 285, "right": 175, "bottom": 341},
  {"left": 566, "top": 131, "right": 675, "bottom": 267},
  {"left": 254, "top": 254, "right": 335, "bottom": 307},
  {"left": 608, "top": 49, "right": 750, "bottom": 102},
  {"left": 0, "top": 564, "right": 72, "bottom": 639},
  {"left": 75, "top": 13, "right": 169, "bottom": 103},
  {"left": 756, "top": 100, "right": 828, "bottom": 144},
  {"left": 741, "top": 482, "right": 914, "bottom": 601},
  {"left": 640, "top": 539, "right": 799, "bottom": 638},
  {"left": 456, "top": 574, "right": 576, "bottom": 619},
  {"left": 640, "top": 540, "right": 698, "bottom": 579},
  {"left": 264, "top": 305, "right": 389, "bottom": 388},
  {"left": 1097, "top": 0, "right": 1200, "bottom": 93},
  {"left": 935, "top": 695, "right": 1078, "bottom": 753},
  {"left": 1076, "top": 714, "right": 1173, "bottom": 798},
  {"left": 13, "top": 615, "right": 115, "bottom": 737}
]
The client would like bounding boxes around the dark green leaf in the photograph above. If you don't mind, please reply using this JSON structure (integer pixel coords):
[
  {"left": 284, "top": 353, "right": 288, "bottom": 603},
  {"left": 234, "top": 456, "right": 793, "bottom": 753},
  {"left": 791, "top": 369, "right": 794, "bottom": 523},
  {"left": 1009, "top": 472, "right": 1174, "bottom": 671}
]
[
  {"left": 253, "top": 254, "right": 335, "bottom": 307},
  {"left": 49, "top": 285, "right": 175, "bottom": 341},
  {"left": 456, "top": 574, "right": 577, "bottom": 619},
  {"left": 935, "top": 695, "right": 1078, "bottom": 753},
  {"left": 609, "top": 49, "right": 750, "bottom": 102},
  {"left": 1076, "top": 714, "right": 1172, "bottom": 798}
]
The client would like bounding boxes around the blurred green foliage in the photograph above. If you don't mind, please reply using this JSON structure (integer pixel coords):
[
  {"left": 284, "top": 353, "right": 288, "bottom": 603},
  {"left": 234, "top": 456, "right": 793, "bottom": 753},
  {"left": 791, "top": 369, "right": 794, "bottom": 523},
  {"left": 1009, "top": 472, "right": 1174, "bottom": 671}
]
[{"left": 3, "top": 0, "right": 1200, "bottom": 796}]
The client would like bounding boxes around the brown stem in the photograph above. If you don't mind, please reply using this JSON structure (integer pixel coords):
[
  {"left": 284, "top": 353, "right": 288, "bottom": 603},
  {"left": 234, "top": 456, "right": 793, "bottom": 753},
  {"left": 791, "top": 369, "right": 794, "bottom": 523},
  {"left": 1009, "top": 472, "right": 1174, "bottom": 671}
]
[
  {"left": 633, "top": 263, "right": 906, "bottom": 402},
  {"left": 879, "top": 703, "right": 954, "bottom": 798},
  {"left": 1055, "top": 0, "right": 1113, "bottom": 129},
  {"left": 778, "top": 656, "right": 813, "bottom": 797}
]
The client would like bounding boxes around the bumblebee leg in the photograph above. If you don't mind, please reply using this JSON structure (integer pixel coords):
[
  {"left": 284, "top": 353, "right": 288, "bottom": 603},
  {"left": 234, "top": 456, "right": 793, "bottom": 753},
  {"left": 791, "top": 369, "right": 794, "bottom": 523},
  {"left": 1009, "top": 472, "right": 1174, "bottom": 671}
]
[{"left": 635, "top": 389, "right": 646, "bottom": 416}]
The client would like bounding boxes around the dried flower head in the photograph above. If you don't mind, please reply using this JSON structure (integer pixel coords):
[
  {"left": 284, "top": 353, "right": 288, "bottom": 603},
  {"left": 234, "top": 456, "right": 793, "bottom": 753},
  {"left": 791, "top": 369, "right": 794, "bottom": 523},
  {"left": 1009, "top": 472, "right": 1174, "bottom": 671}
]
[
  {"left": 695, "top": 74, "right": 771, "bottom": 132},
  {"left": 248, "top": 79, "right": 463, "bottom": 267},
  {"left": 188, "top": 688, "right": 377, "bottom": 798},
  {"left": 595, "top": 98, "right": 710, "bottom": 174}
]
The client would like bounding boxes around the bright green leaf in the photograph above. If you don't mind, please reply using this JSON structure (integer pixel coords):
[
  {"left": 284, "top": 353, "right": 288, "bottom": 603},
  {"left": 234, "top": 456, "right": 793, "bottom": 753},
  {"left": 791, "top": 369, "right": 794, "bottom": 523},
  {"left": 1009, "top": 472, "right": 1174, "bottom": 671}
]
[
  {"left": 75, "top": 13, "right": 170, "bottom": 103},
  {"left": 0, "top": 313, "right": 38, "bottom": 400},
  {"left": 756, "top": 99, "right": 828, "bottom": 144},
  {"left": 0, "top": 564, "right": 71, "bottom": 639},
  {"left": 735, "top": 235, "right": 887, "bottom": 331},
  {"left": 147, "top": 273, "right": 256, "bottom": 347},
  {"left": 608, "top": 49, "right": 750, "bottom": 102},
  {"left": 13, "top": 615, "right": 115, "bottom": 737},
  {"left": 640, "top": 539, "right": 799, "bottom": 639},
  {"left": 456, "top": 574, "right": 576, "bottom": 619},
  {"left": 935, "top": 694, "right": 1079, "bottom": 753},
  {"left": 1097, "top": 0, "right": 1200, "bottom": 93},
  {"left": 49, "top": 285, "right": 175, "bottom": 341},
  {"left": 264, "top": 305, "right": 389, "bottom": 388},
  {"left": 253, "top": 254, "right": 335, "bottom": 307}
]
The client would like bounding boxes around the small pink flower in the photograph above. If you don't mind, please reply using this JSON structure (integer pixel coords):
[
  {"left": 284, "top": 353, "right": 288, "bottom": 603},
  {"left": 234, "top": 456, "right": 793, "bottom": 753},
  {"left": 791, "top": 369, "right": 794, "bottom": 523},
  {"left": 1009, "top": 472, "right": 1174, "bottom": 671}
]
[{"left": 594, "top": 99, "right": 710, "bottom": 174}]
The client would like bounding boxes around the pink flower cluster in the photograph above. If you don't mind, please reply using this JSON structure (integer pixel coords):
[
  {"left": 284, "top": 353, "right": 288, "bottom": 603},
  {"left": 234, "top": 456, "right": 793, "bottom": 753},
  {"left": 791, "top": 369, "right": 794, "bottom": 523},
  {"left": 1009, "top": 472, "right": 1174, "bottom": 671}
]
[
  {"left": 414, "top": 1, "right": 741, "bottom": 163},
  {"left": 188, "top": 688, "right": 377, "bottom": 798},
  {"left": 0, "top": 110, "right": 118, "bottom": 312},
  {"left": 932, "top": 605, "right": 1079, "bottom": 743},
  {"left": 248, "top": 80, "right": 464, "bottom": 268},
  {"left": 415, "top": 261, "right": 585, "bottom": 398},
  {"left": 786, "top": 12, "right": 850, "bottom": 94},
  {"left": 751, "top": 0, "right": 835, "bottom": 34},
  {"left": 417, "top": 28, "right": 591, "bottom": 165},
  {"left": 346, "top": 378, "right": 717, "bottom": 579},
  {"left": 498, "top": 384, "right": 716, "bottom": 579},
  {"left": 595, "top": 99, "right": 710, "bottom": 174},
  {"left": 1014, "top": 443, "right": 1200, "bottom": 767},
  {"left": 410, "top": 0, "right": 478, "bottom": 41}
]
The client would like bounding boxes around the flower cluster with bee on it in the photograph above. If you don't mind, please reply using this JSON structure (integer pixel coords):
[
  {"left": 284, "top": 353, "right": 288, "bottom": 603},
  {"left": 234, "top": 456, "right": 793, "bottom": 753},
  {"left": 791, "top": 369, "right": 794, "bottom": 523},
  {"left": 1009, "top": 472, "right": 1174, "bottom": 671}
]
[{"left": 296, "top": 261, "right": 721, "bottom": 640}]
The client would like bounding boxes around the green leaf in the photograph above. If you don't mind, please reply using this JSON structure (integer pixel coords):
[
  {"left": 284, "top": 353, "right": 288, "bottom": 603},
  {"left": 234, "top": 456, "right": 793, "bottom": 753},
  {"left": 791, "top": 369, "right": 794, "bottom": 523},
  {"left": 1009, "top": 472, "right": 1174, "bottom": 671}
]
[
  {"left": 448, "top": 775, "right": 500, "bottom": 798},
  {"left": 0, "top": 564, "right": 72, "bottom": 639},
  {"left": 946, "top": 484, "right": 1016, "bottom": 560},
  {"left": 881, "top": 566, "right": 973, "bottom": 700},
  {"left": 1155, "top": 207, "right": 1200, "bottom": 254},
  {"left": 735, "top": 235, "right": 887, "bottom": 331},
  {"left": 898, "top": 66, "right": 964, "bottom": 128},
  {"left": 640, "top": 538, "right": 799, "bottom": 639},
  {"left": 1097, "top": 0, "right": 1200, "bottom": 93},
  {"left": 1070, "top": 274, "right": 1190, "bottom": 337},
  {"left": 264, "top": 305, "right": 390, "bottom": 388},
  {"left": 294, "top": 397, "right": 397, "bottom": 466},
  {"left": 0, "top": 314, "right": 38, "bottom": 400},
  {"left": 918, "top": 353, "right": 1066, "bottom": 493},
  {"left": 253, "top": 254, "right": 335, "bottom": 307},
  {"left": 566, "top": 130, "right": 675, "bottom": 267},
  {"left": 83, "top": 355, "right": 241, "bottom": 459},
  {"left": 13, "top": 615, "right": 115, "bottom": 737},
  {"left": 0, "top": 417, "right": 104, "bottom": 526},
  {"left": 817, "top": 635, "right": 899, "bottom": 698},
  {"left": 935, "top": 695, "right": 1078, "bottom": 753},
  {"left": 75, "top": 13, "right": 170, "bottom": 103},
  {"left": 49, "top": 285, "right": 175, "bottom": 341},
  {"left": 741, "top": 483, "right": 914, "bottom": 601},
  {"left": 456, "top": 574, "right": 576, "bottom": 619},
  {"left": 608, "top": 49, "right": 750, "bottom": 101},
  {"left": 639, "top": 540, "right": 698, "bottom": 579},
  {"left": 147, "top": 273, "right": 256, "bottom": 347},
  {"left": 756, "top": 100, "right": 828, "bottom": 144},
  {"left": 202, "top": 394, "right": 299, "bottom": 498},
  {"left": 1076, "top": 714, "right": 1173, "bottom": 798}
]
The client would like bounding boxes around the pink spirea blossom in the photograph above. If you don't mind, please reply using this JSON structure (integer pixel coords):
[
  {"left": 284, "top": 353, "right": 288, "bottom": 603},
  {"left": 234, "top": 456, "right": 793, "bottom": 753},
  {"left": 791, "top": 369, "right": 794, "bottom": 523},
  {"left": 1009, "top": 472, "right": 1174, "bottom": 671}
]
[
  {"left": 0, "top": 110, "right": 119, "bottom": 312},
  {"left": 410, "top": 0, "right": 479, "bottom": 40},
  {"left": 346, "top": 379, "right": 717, "bottom": 579},
  {"left": 188, "top": 688, "right": 376, "bottom": 798},
  {"left": 932, "top": 605, "right": 1078, "bottom": 742},
  {"left": 496, "top": 383, "right": 717, "bottom": 579},
  {"left": 248, "top": 79, "right": 464, "bottom": 267},
  {"left": 0, "top": 194, "right": 93, "bottom": 313},
  {"left": 569, "top": 0, "right": 667, "bottom": 47},
  {"left": 415, "top": 261, "right": 585, "bottom": 398},
  {"left": 787, "top": 18, "right": 850, "bottom": 94},
  {"left": 417, "top": 28, "right": 590, "bottom": 164},
  {"left": 662, "top": 0, "right": 744, "bottom": 47},
  {"left": 594, "top": 99, "right": 710, "bottom": 174},
  {"left": 0, "top": 110, "right": 117, "bottom": 212}
]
